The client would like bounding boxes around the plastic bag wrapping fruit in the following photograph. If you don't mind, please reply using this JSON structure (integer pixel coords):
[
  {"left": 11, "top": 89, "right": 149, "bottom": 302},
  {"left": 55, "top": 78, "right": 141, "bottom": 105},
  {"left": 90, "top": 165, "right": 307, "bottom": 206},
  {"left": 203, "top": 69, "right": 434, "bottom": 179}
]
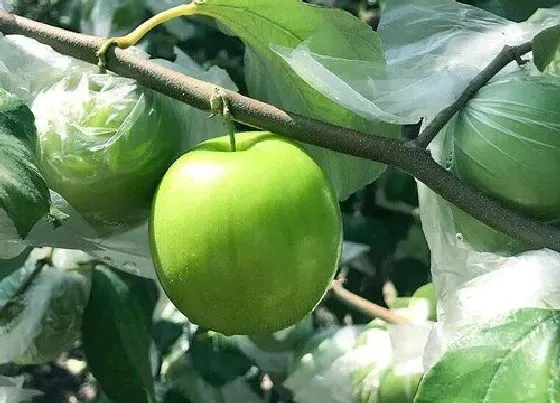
[
  {"left": 447, "top": 72, "right": 560, "bottom": 253},
  {"left": 0, "top": 248, "right": 92, "bottom": 365},
  {"left": 271, "top": 0, "right": 560, "bottom": 371},
  {"left": 418, "top": 67, "right": 560, "bottom": 367},
  {"left": 0, "top": 33, "right": 238, "bottom": 277},
  {"left": 0, "top": 35, "right": 93, "bottom": 104},
  {"left": 32, "top": 72, "right": 184, "bottom": 227},
  {"left": 271, "top": 0, "right": 560, "bottom": 126},
  {"left": 284, "top": 318, "right": 432, "bottom": 403},
  {"left": 418, "top": 181, "right": 560, "bottom": 369}
]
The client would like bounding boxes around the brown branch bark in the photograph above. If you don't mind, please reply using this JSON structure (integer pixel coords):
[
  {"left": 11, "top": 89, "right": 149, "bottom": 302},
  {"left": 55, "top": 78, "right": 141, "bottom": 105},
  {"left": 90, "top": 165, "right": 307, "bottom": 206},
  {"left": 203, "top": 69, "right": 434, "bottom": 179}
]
[
  {"left": 329, "top": 280, "right": 411, "bottom": 325},
  {"left": 412, "top": 42, "right": 532, "bottom": 148},
  {"left": 1, "top": 11, "right": 559, "bottom": 251}
]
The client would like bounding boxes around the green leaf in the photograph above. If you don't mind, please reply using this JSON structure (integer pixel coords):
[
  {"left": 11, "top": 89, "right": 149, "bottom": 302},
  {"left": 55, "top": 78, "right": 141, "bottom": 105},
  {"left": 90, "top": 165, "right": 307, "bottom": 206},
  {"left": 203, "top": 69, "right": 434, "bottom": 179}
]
[
  {"left": 82, "top": 265, "right": 158, "bottom": 403},
  {"left": 415, "top": 308, "right": 560, "bottom": 403},
  {"left": 193, "top": 0, "right": 400, "bottom": 200},
  {"left": 533, "top": 25, "right": 560, "bottom": 72},
  {"left": 0, "top": 89, "right": 50, "bottom": 238}
]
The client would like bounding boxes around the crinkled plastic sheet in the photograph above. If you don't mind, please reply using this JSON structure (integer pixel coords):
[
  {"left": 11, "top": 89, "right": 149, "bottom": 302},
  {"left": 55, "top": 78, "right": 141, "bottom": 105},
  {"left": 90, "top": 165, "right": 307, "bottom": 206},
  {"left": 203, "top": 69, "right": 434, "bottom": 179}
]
[
  {"left": 0, "top": 34, "right": 238, "bottom": 278},
  {"left": 284, "top": 322, "right": 431, "bottom": 403},
  {"left": 272, "top": 0, "right": 560, "bottom": 370},
  {"left": 272, "top": 0, "right": 560, "bottom": 126},
  {"left": 418, "top": 179, "right": 560, "bottom": 368},
  {"left": 419, "top": 69, "right": 560, "bottom": 367},
  {"left": 0, "top": 248, "right": 92, "bottom": 364}
]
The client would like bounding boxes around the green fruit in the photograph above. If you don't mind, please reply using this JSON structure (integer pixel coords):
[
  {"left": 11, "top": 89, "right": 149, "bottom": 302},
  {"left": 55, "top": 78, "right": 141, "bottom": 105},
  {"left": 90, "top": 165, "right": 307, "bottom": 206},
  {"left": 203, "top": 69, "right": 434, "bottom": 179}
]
[
  {"left": 33, "top": 72, "right": 182, "bottom": 226},
  {"left": 412, "top": 283, "right": 437, "bottom": 322},
  {"left": 378, "top": 367, "right": 422, "bottom": 403},
  {"left": 452, "top": 75, "right": 560, "bottom": 253},
  {"left": 150, "top": 131, "right": 342, "bottom": 335}
]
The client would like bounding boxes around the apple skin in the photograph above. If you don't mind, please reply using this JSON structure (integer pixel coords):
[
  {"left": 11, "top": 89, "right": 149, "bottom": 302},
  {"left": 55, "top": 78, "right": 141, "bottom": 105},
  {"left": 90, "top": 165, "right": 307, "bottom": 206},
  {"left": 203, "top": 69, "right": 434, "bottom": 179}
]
[
  {"left": 150, "top": 131, "right": 342, "bottom": 335},
  {"left": 378, "top": 367, "right": 423, "bottom": 403},
  {"left": 452, "top": 75, "right": 560, "bottom": 253}
]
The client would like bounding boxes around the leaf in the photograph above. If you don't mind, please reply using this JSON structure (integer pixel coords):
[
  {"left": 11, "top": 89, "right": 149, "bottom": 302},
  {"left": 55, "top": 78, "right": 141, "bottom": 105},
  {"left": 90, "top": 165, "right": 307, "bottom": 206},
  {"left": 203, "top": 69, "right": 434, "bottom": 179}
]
[
  {"left": 415, "top": 308, "right": 560, "bottom": 403},
  {"left": 0, "top": 89, "right": 50, "bottom": 238},
  {"left": 82, "top": 265, "right": 158, "bottom": 403},
  {"left": 192, "top": 0, "right": 400, "bottom": 200},
  {"left": 533, "top": 25, "right": 560, "bottom": 72}
]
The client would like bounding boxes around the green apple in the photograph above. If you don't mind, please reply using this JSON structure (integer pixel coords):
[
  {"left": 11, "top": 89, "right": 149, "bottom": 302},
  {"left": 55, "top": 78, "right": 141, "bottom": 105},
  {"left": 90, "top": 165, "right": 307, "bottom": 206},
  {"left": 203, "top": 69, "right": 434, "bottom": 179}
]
[
  {"left": 33, "top": 72, "right": 182, "bottom": 226},
  {"left": 412, "top": 283, "right": 437, "bottom": 322},
  {"left": 150, "top": 131, "right": 342, "bottom": 335},
  {"left": 377, "top": 366, "right": 423, "bottom": 403},
  {"left": 452, "top": 75, "right": 560, "bottom": 253}
]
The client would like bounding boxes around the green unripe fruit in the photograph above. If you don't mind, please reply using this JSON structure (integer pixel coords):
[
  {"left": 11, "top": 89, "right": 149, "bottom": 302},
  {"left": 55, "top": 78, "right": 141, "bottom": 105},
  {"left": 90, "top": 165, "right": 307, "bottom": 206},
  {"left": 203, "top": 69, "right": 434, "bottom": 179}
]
[
  {"left": 378, "top": 367, "right": 422, "bottom": 403},
  {"left": 150, "top": 132, "right": 342, "bottom": 335},
  {"left": 452, "top": 75, "right": 560, "bottom": 253},
  {"left": 412, "top": 283, "right": 437, "bottom": 322}
]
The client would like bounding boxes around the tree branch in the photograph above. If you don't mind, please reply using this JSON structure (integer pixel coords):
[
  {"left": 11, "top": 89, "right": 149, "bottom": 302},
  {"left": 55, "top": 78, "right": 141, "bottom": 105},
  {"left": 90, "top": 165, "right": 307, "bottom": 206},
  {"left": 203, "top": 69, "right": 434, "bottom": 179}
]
[
  {"left": 329, "top": 280, "right": 411, "bottom": 325},
  {"left": 1, "top": 11, "right": 559, "bottom": 251},
  {"left": 412, "top": 42, "right": 532, "bottom": 148}
]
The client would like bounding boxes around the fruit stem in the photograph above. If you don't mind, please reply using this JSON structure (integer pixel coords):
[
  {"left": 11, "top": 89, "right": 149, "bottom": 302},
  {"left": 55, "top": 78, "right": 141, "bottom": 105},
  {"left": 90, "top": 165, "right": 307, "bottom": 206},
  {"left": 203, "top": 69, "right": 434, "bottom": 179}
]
[
  {"left": 224, "top": 102, "right": 237, "bottom": 152},
  {"left": 210, "top": 87, "right": 237, "bottom": 152},
  {"left": 229, "top": 129, "right": 237, "bottom": 152}
]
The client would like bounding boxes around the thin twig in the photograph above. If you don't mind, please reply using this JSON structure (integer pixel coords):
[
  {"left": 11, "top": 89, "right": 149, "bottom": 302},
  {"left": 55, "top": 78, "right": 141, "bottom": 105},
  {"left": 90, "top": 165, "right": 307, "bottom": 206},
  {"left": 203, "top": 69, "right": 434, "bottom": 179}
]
[
  {"left": 0, "top": 11, "right": 559, "bottom": 251},
  {"left": 412, "top": 42, "right": 532, "bottom": 149},
  {"left": 330, "top": 280, "right": 411, "bottom": 325},
  {"left": 0, "top": 247, "right": 53, "bottom": 316}
]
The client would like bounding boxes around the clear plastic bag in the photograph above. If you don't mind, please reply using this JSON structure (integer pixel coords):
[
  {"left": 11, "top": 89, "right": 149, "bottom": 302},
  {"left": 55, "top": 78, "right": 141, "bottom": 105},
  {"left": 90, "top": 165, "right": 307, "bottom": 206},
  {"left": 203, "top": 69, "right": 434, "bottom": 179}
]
[
  {"left": 284, "top": 320, "right": 432, "bottom": 403},
  {"left": 0, "top": 248, "right": 92, "bottom": 364},
  {"left": 0, "top": 34, "right": 238, "bottom": 277},
  {"left": 272, "top": 0, "right": 560, "bottom": 127},
  {"left": 419, "top": 69, "right": 560, "bottom": 368},
  {"left": 272, "top": 0, "right": 560, "bottom": 370},
  {"left": 32, "top": 71, "right": 184, "bottom": 228}
]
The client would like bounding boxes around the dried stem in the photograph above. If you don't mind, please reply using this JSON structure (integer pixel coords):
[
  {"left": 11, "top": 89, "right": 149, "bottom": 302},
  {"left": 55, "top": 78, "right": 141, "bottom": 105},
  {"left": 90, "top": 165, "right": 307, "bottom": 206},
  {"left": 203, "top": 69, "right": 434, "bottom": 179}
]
[{"left": 330, "top": 280, "right": 411, "bottom": 325}]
